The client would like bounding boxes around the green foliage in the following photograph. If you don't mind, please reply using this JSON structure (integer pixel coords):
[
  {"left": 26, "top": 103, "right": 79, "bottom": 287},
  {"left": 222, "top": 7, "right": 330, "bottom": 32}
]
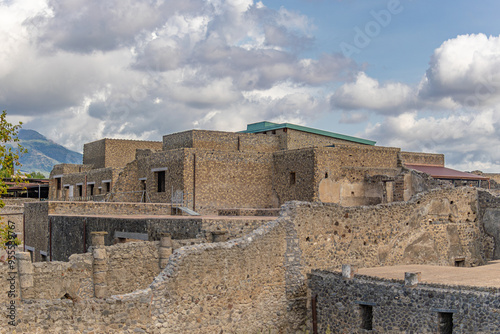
[
  {"left": 0, "top": 110, "right": 27, "bottom": 207},
  {"left": 0, "top": 221, "right": 21, "bottom": 250},
  {"left": 28, "top": 171, "right": 46, "bottom": 179}
]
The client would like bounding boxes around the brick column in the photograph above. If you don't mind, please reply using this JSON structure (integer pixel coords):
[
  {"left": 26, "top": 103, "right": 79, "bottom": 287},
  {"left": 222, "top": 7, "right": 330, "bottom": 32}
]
[
  {"left": 16, "top": 252, "right": 33, "bottom": 299},
  {"left": 159, "top": 233, "right": 172, "bottom": 269},
  {"left": 91, "top": 231, "right": 108, "bottom": 298}
]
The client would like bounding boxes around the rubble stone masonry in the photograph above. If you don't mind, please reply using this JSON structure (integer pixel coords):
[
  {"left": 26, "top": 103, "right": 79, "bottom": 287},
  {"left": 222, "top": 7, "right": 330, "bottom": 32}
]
[
  {"left": 2, "top": 187, "right": 497, "bottom": 333},
  {"left": 308, "top": 270, "right": 500, "bottom": 333}
]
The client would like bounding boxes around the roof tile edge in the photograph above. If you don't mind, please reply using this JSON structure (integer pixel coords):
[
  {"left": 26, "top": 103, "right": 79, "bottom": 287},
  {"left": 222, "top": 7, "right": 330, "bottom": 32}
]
[{"left": 239, "top": 121, "right": 376, "bottom": 146}]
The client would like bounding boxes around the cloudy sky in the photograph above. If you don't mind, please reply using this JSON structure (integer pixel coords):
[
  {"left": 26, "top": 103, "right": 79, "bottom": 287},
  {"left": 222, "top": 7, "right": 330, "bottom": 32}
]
[{"left": 1, "top": 0, "right": 500, "bottom": 172}]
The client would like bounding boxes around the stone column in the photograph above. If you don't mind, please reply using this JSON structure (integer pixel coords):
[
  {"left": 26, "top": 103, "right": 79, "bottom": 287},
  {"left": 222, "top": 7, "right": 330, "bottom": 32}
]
[
  {"left": 342, "top": 264, "right": 357, "bottom": 279},
  {"left": 404, "top": 272, "right": 421, "bottom": 287},
  {"left": 159, "top": 233, "right": 173, "bottom": 269},
  {"left": 91, "top": 231, "right": 108, "bottom": 298},
  {"left": 16, "top": 252, "right": 33, "bottom": 299}
]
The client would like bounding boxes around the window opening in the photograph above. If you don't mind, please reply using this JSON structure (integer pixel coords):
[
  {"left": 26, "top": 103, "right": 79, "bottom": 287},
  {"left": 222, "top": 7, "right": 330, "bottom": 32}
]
[
  {"left": 290, "top": 172, "right": 296, "bottom": 185},
  {"left": 454, "top": 258, "right": 465, "bottom": 267},
  {"left": 157, "top": 171, "right": 165, "bottom": 192},
  {"left": 89, "top": 184, "right": 94, "bottom": 196},
  {"left": 438, "top": 312, "right": 453, "bottom": 334},
  {"left": 77, "top": 185, "right": 83, "bottom": 197},
  {"left": 359, "top": 304, "right": 373, "bottom": 330}
]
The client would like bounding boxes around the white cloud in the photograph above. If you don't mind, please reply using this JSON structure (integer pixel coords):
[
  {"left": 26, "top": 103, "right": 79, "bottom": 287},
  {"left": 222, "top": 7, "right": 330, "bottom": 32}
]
[
  {"left": 365, "top": 109, "right": 500, "bottom": 172},
  {"left": 418, "top": 33, "right": 500, "bottom": 109},
  {"left": 331, "top": 72, "right": 414, "bottom": 114},
  {"left": 0, "top": 0, "right": 356, "bottom": 152}
]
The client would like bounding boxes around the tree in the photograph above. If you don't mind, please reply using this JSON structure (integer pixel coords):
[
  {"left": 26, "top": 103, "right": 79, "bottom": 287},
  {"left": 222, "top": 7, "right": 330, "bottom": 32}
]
[
  {"left": 0, "top": 110, "right": 25, "bottom": 253},
  {"left": 29, "top": 171, "right": 47, "bottom": 179}
]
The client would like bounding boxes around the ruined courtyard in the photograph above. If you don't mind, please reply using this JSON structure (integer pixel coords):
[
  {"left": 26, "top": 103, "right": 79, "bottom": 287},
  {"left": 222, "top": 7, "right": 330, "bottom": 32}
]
[{"left": 1, "top": 122, "right": 500, "bottom": 333}]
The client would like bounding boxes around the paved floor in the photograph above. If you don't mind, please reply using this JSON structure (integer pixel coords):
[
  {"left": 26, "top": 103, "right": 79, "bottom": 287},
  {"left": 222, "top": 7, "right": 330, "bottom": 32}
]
[{"left": 357, "top": 260, "right": 500, "bottom": 288}]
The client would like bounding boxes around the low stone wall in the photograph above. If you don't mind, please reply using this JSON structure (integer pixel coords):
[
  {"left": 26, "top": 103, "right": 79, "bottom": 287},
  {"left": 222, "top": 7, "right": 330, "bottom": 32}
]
[
  {"left": 5, "top": 240, "right": 161, "bottom": 302},
  {"left": 0, "top": 289, "right": 153, "bottom": 333},
  {"left": 106, "top": 241, "right": 160, "bottom": 296},
  {"left": 48, "top": 201, "right": 173, "bottom": 216},
  {"left": 308, "top": 270, "right": 500, "bottom": 333},
  {"left": 149, "top": 218, "right": 291, "bottom": 333}
]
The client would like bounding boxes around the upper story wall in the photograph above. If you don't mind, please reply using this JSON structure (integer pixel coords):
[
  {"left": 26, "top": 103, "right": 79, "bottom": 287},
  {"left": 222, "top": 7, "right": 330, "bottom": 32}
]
[
  {"left": 284, "top": 128, "right": 370, "bottom": 150},
  {"left": 84, "top": 139, "right": 162, "bottom": 169},
  {"left": 162, "top": 130, "right": 280, "bottom": 153},
  {"left": 401, "top": 151, "right": 445, "bottom": 166}
]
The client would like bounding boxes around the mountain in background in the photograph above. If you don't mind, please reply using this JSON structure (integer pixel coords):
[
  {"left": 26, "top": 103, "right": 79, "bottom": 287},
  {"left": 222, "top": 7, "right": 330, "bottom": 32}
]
[{"left": 13, "top": 129, "right": 83, "bottom": 177}]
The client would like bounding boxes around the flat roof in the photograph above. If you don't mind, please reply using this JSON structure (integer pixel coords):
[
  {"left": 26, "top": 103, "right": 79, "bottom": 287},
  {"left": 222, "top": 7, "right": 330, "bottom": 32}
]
[
  {"left": 240, "top": 121, "right": 376, "bottom": 146},
  {"left": 405, "top": 164, "right": 489, "bottom": 181},
  {"left": 356, "top": 260, "right": 500, "bottom": 288}
]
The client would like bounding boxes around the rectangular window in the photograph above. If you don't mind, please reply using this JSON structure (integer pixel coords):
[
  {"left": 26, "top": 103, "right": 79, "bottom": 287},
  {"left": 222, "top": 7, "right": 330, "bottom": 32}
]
[
  {"left": 290, "top": 172, "right": 296, "bottom": 185},
  {"left": 89, "top": 184, "right": 94, "bottom": 196},
  {"left": 157, "top": 171, "right": 165, "bottom": 192},
  {"left": 438, "top": 312, "right": 453, "bottom": 334},
  {"left": 77, "top": 185, "right": 83, "bottom": 197},
  {"left": 359, "top": 304, "right": 373, "bottom": 331},
  {"left": 56, "top": 178, "right": 61, "bottom": 190}
]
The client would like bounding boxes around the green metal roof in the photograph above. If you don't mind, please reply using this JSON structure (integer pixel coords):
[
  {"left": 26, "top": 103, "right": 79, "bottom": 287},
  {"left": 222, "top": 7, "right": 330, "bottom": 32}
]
[{"left": 240, "top": 121, "right": 376, "bottom": 146}]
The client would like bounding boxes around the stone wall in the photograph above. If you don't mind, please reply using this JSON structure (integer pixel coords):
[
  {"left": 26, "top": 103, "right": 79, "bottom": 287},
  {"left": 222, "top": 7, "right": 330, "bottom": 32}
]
[
  {"left": 83, "top": 138, "right": 162, "bottom": 169},
  {"left": 48, "top": 201, "right": 173, "bottom": 216},
  {"left": 49, "top": 164, "right": 92, "bottom": 199},
  {"left": 106, "top": 241, "right": 160, "bottom": 296},
  {"left": 478, "top": 190, "right": 500, "bottom": 260},
  {"left": 9, "top": 241, "right": 159, "bottom": 301},
  {"left": 149, "top": 219, "right": 291, "bottom": 333},
  {"left": 188, "top": 150, "right": 275, "bottom": 213},
  {"left": 3, "top": 187, "right": 498, "bottom": 333},
  {"left": 162, "top": 130, "right": 281, "bottom": 153},
  {"left": 290, "top": 187, "right": 486, "bottom": 274},
  {"left": 284, "top": 128, "right": 369, "bottom": 150},
  {"left": 273, "top": 148, "right": 316, "bottom": 205},
  {"left": 24, "top": 200, "right": 273, "bottom": 262},
  {"left": 23, "top": 202, "right": 49, "bottom": 263},
  {"left": 308, "top": 270, "right": 500, "bottom": 333},
  {"left": 314, "top": 145, "right": 401, "bottom": 206},
  {"left": 401, "top": 151, "right": 445, "bottom": 166},
  {"left": 0, "top": 289, "right": 152, "bottom": 333}
]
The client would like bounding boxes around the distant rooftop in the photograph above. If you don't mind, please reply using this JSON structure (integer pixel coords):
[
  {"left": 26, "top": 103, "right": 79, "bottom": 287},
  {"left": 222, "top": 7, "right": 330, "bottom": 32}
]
[
  {"left": 240, "top": 121, "right": 376, "bottom": 146},
  {"left": 405, "top": 164, "right": 489, "bottom": 181}
]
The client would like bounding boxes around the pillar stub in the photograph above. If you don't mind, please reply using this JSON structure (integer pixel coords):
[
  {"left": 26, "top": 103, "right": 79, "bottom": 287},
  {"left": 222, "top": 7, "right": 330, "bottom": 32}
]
[
  {"left": 91, "top": 231, "right": 108, "bottom": 247},
  {"left": 404, "top": 272, "right": 421, "bottom": 287},
  {"left": 342, "top": 264, "right": 357, "bottom": 279},
  {"left": 160, "top": 233, "right": 172, "bottom": 247}
]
